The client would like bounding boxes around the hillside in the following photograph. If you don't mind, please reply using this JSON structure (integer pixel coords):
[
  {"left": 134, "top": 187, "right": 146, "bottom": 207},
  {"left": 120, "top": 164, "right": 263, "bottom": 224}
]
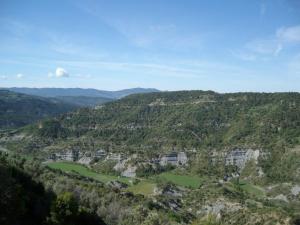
[
  {"left": 54, "top": 96, "right": 113, "bottom": 107},
  {"left": 0, "top": 90, "right": 77, "bottom": 130},
  {"left": 6, "top": 87, "right": 160, "bottom": 99},
  {"left": 1, "top": 90, "right": 300, "bottom": 224},
  {"left": 22, "top": 90, "right": 300, "bottom": 150}
]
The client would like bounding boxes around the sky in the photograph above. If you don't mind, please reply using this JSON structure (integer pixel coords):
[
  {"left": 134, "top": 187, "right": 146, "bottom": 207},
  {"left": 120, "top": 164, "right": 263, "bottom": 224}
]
[{"left": 0, "top": 0, "right": 300, "bottom": 92}]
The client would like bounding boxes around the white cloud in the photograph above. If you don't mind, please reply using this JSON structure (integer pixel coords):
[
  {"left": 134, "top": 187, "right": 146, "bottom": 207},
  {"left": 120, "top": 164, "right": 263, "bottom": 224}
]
[
  {"left": 276, "top": 25, "right": 300, "bottom": 43},
  {"left": 234, "top": 25, "right": 300, "bottom": 61},
  {"left": 55, "top": 67, "right": 69, "bottom": 77},
  {"left": 0, "top": 75, "right": 7, "bottom": 79},
  {"left": 245, "top": 39, "right": 281, "bottom": 55},
  {"left": 16, "top": 73, "right": 24, "bottom": 79}
]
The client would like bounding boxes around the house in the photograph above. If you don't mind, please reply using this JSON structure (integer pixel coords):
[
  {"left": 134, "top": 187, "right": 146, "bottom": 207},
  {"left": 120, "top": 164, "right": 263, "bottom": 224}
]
[
  {"left": 177, "top": 152, "right": 188, "bottom": 165},
  {"left": 160, "top": 152, "right": 178, "bottom": 166},
  {"left": 160, "top": 152, "right": 188, "bottom": 166},
  {"left": 95, "top": 149, "right": 106, "bottom": 158}
]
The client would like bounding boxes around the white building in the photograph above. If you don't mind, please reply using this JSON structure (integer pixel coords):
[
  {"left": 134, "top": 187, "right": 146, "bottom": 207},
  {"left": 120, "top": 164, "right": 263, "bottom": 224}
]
[{"left": 160, "top": 152, "right": 188, "bottom": 166}]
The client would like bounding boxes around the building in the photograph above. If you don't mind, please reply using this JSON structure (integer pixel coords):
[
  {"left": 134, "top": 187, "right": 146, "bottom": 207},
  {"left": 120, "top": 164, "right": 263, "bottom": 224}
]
[
  {"left": 177, "top": 152, "right": 188, "bottom": 165},
  {"left": 160, "top": 152, "right": 188, "bottom": 166},
  {"left": 95, "top": 149, "right": 106, "bottom": 158},
  {"left": 160, "top": 152, "right": 178, "bottom": 166}
]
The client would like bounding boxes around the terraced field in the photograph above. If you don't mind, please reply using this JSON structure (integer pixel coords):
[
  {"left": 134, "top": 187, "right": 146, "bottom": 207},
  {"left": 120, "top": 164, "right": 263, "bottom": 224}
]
[
  {"left": 239, "top": 180, "right": 265, "bottom": 197},
  {"left": 46, "top": 162, "right": 205, "bottom": 196},
  {"left": 156, "top": 172, "right": 203, "bottom": 188},
  {"left": 46, "top": 162, "right": 132, "bottom": 184}
]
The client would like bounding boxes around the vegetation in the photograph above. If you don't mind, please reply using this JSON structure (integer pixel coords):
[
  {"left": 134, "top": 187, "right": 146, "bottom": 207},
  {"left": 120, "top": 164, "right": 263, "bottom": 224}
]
[
  {"left": 127, "top": 181, "right": 157, "bottom": 196},
  {"left": 156, "top": 172, "right": 202, "bottom": 189},
  {"left": 17, "top": 91, "right": 300, "bottom": 151},
  {"left": 0, "top": 153, "right": 106, "bottom": 225},
  {"left": 0, "top": 90, "right": 76, "bottom": 130},
  {"left": 1, "top": 90, "right": 300, "bottom": 224},
  {"left": 46, "top": 161, "right": 131, "bottom": 184}
]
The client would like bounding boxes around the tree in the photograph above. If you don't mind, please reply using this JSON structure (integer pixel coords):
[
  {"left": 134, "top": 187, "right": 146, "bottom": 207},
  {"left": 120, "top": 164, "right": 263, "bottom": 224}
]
[{"left": 48, "top": 192, "right": 78, "bottom": 225}]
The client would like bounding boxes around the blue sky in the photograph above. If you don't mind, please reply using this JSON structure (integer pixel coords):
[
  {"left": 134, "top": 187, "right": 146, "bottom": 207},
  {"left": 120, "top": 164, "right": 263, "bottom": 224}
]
[{"left": 0, "top": 0, "right": 300, "bottom": 92}]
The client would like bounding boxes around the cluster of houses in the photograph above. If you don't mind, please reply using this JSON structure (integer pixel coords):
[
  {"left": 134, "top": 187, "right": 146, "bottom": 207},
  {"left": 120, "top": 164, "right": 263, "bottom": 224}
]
[
  {"left": 49, "top": 147, "right": 265, "bottom": 172},
  {"left": 49, "top": 149, "right": 188, "bottom": 166},
  {"left": 48, "top": 148, "right": 189, "bottom": 178}
]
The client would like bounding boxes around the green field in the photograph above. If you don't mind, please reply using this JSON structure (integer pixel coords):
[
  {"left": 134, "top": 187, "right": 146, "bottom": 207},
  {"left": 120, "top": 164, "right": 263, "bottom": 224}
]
[
  {"left": 239, "top": 180, "right": 265, "bottom": 197},
  {"left": 46, "top": 162, "right": 208, "bottom": 196},
  {"left": 156, "top": 172, "right": 202, "bottom": 189},
  {"left": 46, "top": 162, "right": 132, "bottom": 184}
]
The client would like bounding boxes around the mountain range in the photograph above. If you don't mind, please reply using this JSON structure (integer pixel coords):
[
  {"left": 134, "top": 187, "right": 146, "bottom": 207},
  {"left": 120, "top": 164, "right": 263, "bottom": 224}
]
[
  {"left": 0, "top": 88, "right": 160, "bottom": 129},
  {"left": 5, "top": 87, "right": 160, "bottom": 99}
]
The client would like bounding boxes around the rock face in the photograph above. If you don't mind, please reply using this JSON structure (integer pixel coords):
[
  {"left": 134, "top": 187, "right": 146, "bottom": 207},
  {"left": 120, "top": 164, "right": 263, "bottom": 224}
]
[
  {"left": 121, "top": 166, "right": 137, "bottom": 178},
  {"left": 78, "top": 156, "right": 92, "bottom": 165},
  {"left": 273, "top": 194, "right": 289, "bottom": 202},
  {"left": 291, "top": 185, "right": 300, "bottom": 196},
  {"left": 199, "top": 199, "right": 242, "bottom": 219}
]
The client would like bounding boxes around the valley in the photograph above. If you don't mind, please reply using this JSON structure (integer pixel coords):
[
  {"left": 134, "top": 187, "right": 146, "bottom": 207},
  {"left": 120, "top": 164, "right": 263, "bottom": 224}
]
[{"left": 1, "top": 90, "right": 300, "bottom": 224}]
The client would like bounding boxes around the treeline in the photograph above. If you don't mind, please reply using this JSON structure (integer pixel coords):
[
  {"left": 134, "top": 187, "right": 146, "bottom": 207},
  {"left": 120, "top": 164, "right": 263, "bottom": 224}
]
[
  {"left": 0, "top": 153, "right": 186, "bottom": 225},
  {"left": 0, "top": 152, "right": 106, "bottom": 225}
]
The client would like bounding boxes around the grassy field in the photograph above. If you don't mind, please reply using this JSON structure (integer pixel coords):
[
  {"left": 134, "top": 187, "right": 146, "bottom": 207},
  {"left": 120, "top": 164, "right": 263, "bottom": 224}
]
[
  {"left": 127, "top": 181, "right": 156, "bottom": 196},
  {"left": 156, "top": 172, "right": 202, "bottom": 189},
  {"left": 46, "top": 162, "right": 132, "bottom": 184},
  {"left": 239, "top": 180, "right": 265, "bottom": 197},
  {"left": 45, "top": 162, "right": 203, "bottom": 195}
]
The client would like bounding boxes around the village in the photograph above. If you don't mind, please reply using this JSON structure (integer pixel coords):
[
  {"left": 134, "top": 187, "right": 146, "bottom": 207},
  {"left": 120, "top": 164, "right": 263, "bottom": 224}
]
[{"left": 47, "top": 147, "right": 265, "bottom": 179}]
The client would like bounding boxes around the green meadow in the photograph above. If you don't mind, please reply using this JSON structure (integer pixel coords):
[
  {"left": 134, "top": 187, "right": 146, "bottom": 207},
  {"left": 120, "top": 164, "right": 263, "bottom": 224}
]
[
  {"left": 156, "top": 172, "right": 203, "bottom": 189},
  {"left": 46, "top": 161, "right": 131, "bottom": 184}
]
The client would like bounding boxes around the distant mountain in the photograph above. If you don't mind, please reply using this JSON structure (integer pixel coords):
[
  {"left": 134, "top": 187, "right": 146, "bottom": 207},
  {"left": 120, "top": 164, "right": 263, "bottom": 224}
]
[
  {"left": 6, "top": 87, "right": 160, "bottom": 99},
  {"left": 0, "top": 90, "right": 77, "bottom": 130}
]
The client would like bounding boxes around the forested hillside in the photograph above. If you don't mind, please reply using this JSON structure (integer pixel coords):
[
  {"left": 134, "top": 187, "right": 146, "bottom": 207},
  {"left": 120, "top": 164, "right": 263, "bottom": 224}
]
[
  {"left": 54, "top": 96, "right": 113, "bottom": 107},
  {"left": 0, "top": 90, "right": 77, "bottom": 130},
  {"left": 24, "top": 91, "right": 300, "bottom": 151}
]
